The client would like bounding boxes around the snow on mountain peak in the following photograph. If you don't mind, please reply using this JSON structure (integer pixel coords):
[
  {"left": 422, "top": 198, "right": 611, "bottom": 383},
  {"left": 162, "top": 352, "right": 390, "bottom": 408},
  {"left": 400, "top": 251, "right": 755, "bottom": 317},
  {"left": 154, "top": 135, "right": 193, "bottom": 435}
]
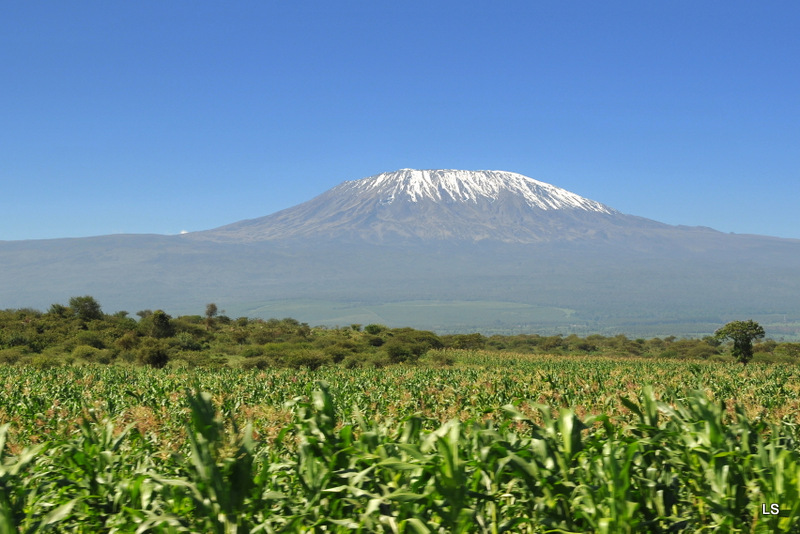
[{"left": 338, "top": 169, "right": 615, "bottom": 213}]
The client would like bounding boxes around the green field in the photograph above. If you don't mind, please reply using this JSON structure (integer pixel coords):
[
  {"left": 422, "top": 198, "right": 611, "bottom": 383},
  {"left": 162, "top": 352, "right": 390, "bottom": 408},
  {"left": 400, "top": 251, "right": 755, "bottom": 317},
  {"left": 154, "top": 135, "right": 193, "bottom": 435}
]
[{"left": 2, "top": 354, "right": 800, "bottom": 532}]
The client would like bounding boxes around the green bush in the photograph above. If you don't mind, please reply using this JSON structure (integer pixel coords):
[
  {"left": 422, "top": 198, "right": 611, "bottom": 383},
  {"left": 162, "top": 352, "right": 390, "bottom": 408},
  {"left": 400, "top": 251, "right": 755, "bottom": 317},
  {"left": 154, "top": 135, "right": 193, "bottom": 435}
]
[
  {"left": 240, "top": 346, "right": 265, "bottom": 358},
  {"left": 0, "top": 347, "right": 25, "bottom": 365},
  {"left": 71, "top": 345, "right": 112, "bottom": 364},
  {"left": 72, "top": 345, "right": 101, "bottom": 361},
  {"left": 447, "top": 333, "right": 487, "bottom": 350},
  {"left": 285, "top": 349, "right": 331, "bottom": 370},
  {"left": 29, "top": 354, "right": 63, "bottom": 369},
  {"left": 74, "top": 331, "right": 105, "bottom": 349},
  {"left": 137, "top": 339, "right": 170, "bottom": 368},
  {"left": 753, "top": 352, "right": 797, "bottom": 365},
  {"left": 176, "top": 331, "right": 203, "bottom": 351},
  {"left": 385, "top": 340, "right": 414, "bottom": 363},
  {"left": 426, "top": 349, "right": 456, "bottom": 367},
  {"left": 687, "top": 344, "right": 719, "bottom": 359},
  {"left": 364, "top": 324, "right": 387, "bottom": 335},
  {"left": 323, "top": 340, "right": 360, "bottom": 363},
  {"left": 365, "top": 335, "right": 384, "bottom": 347},
  {"left": 341, "top": 353, "right": 369, "bottom": 369},
  {"left": 240, "top": 357, "right": 271, "bottom": 370}
]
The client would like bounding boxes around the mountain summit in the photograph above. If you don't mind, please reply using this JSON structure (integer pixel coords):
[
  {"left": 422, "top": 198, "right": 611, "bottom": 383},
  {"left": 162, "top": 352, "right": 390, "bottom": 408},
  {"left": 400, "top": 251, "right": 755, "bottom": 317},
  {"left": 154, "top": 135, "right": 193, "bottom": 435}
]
[
  {"left": 340, "top": 169, "right": 616, "bottom": 212},
  {"left": 195, "top": 169, "right": 657, "bottom": 243}
]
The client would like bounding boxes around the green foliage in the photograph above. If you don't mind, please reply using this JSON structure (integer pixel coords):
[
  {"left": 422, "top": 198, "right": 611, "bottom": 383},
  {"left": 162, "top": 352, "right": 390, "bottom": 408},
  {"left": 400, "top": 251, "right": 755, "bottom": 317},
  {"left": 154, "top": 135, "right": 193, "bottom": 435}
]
[
  {"left": 364, "top": 323, "right": 387, "bottom": 335},
  {"left": 137, "top": 339, "right": 170, "bottom": 368},
  {"left": 47, "top": 303, "right": 70, "bottom": 317},
  {"left": 0, "top": 347, "right": 25, "bottom": 365},
  {"left": 285, "top": 349, "right": 331, "bottom": 370},
  {"left": 72, "top": 345, "right": 100, "bottom": 360},
  {"left": 444, "top": 332, "right": 487, "bottom": 350},
  {"left": 28, "top": 353, "right": 64, "bottom": 369},
  {"left": 175, "top": 331, "right": 203, "bottom": 351},
  {"left": 1, "top": 300, "right": 799, "bottom": 376},
  {"left": 425, "top": 349, "right": 457, "bottom": 366},
  {"left": 384, "top": 328, "right": 443, "bottom": 363},
  {"left": 716, "top": 319, "right": 766, "bottom": 364},
  {"left": 1, "top": 372, "right": 800, "bottom": 532},
  {"left": 68, "top": 295, "right": 104, "bottom": 321},
  {"left": 149, "top": 309, "right": 176, "bottom": 338},
  {"left": 239, "top": 345, "right": 264, "bottom": 359},
  {"left": 384, "top": 339, "right": 414, "bottom": 363}
]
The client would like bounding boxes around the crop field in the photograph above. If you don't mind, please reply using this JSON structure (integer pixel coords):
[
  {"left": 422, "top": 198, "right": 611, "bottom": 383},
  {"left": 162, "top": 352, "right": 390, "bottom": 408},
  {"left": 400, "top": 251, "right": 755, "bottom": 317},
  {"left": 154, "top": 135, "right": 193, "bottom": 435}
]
[{"left": 2, "top": 353, "right": 800, "bottom": 532}]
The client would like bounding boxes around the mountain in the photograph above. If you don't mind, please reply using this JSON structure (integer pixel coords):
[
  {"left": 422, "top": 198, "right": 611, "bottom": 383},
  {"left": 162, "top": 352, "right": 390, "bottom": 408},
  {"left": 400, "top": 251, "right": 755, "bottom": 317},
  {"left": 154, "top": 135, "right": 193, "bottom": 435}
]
[
  {"left": 2, "top": 169, "right": 800, "bottom": 337},
  {"left": 192, "top": 169, "right": 671, "bottom": 244}
]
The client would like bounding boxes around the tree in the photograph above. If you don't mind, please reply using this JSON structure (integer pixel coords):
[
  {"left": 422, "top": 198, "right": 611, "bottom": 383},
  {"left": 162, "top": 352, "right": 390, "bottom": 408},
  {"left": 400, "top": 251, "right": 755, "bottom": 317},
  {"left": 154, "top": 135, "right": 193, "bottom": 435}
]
[
  {"left": 48, "top": 303, "right": 70, "bottom": 317},
  {"left": 715, "top": 320, "right": 765, "bottom": 365},
  {"left": 150, "top": 310, "right": 175, "bottom": 339},
  {"left": 68, "top": 296, "right": 103, "bottom": 321},
  {"left": 139, "top": 310, "right": 175, "bottom": 338},
  {"left": 205, "top": 303, "right": 218, "bottom": 331}
]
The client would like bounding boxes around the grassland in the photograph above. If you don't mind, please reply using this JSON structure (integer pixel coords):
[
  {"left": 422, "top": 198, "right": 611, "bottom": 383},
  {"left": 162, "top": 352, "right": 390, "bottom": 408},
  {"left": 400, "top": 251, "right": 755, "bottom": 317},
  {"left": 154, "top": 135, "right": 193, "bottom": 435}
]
[{"left": 2, "top": 353, "right": 800, "bottom": 532}]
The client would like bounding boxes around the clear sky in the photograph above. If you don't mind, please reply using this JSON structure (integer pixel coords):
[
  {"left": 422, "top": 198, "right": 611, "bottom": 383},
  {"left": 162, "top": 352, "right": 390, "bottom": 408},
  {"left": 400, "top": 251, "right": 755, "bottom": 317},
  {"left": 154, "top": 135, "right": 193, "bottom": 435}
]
[{"left": 2, "top": 2, "right": 798, "bottom": 241}]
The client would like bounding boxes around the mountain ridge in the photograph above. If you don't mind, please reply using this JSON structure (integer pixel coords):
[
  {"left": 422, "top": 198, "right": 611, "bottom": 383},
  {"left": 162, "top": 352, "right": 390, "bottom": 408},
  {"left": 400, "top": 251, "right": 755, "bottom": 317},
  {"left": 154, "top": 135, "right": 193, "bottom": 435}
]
[{"left": 190, "top": 169, "right": 671, "bottom": 244}]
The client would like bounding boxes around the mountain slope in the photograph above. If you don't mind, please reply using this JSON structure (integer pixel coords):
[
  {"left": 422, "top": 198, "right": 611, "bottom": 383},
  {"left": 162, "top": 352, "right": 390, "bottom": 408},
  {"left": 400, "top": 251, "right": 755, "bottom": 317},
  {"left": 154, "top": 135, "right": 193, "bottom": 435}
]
[
  {"left": 191, "top": 169, "right": 675, "bottom": 244},
  {"left": 2, "top": 168, "right": 800, "bottom": 336}
]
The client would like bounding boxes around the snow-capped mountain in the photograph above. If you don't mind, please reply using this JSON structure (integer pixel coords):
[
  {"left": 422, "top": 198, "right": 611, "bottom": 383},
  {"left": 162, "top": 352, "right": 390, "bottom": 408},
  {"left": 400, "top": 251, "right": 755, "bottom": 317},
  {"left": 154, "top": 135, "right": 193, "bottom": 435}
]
[
  {"left": 342, "top": 169, "right": 616, "bottom": 212},
  {"left": 194, "top": 169, "right": 662, "bottom": 243},
  {"left": 4, "top": 168, "right": 800, "bottom": 335}
]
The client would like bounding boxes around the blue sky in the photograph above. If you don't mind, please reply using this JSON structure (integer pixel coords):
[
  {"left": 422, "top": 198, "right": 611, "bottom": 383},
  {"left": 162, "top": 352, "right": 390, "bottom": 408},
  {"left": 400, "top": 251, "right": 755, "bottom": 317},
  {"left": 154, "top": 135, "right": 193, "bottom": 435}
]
[{"left": 2, "top": 2, "right": 798, "bottom": 240}]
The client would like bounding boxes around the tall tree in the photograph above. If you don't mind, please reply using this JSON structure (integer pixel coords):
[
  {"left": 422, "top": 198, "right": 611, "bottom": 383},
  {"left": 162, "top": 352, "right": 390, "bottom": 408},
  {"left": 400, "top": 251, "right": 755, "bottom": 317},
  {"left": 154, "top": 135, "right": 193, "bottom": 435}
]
[
  {"left": 715, "top": 320, "right": 765, "bottom": 365},
  {"left": 149, "top": 310, "right": 175, "bottom": 339},
  {"left": 68, "top": 296, "right": 103, "bottom": 321},
  {"left": 205, "top": 303, "right": 218, "bottom": 331}
]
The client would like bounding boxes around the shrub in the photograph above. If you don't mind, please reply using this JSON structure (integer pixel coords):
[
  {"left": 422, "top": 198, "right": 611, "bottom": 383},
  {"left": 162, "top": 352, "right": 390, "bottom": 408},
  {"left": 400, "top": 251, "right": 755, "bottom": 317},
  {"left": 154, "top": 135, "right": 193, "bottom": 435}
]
[
  {"left": 776, "top": 343, "right": 800, "bottom": 360},
  {"left": 74, "top": 331, "right": 105, "bottom": 349},
  {"left": 115, "top": 331, "right": 138, "bottom": 351},
  {"left": 341, "top": 353, "right": 370, "bottom": 369},
  {"left": 176, "top": 331, "right": 203, "bottom": 351},
  {"left": 239, "top": 346, "right": 265, "bottom": 359},
  {"left": 241, "top": 357, "right": 271, "bottom": 370},
  {"left": 250, "top": 329, "right": 276, "bottom": 344},
  {"left": 323, "top": 340, "right": 360, "bottom": 363},
  {"left": 137, "top": 339, "right": 170, "bottom": 368},
  {"left": 385, "top": 340, "right": 414, "bottom": 364},
  {"left": 72, "top": 345, "right": 111, "bottom": 363},
  {"left": 366, "top": 335, "right": 384, "bottom": 347},
  {"left": 448, "top": 333, "right": 487, "bottom": 350},
  {"left": 0, "top": 347, "right": 25, "bottom": 365},
  {"left": 369, "top": 353, "right": 391, "bottom": 368},
  {"left": 286, "top": 349, "right": 331, "bottom": 370},
  {"left": 426, "top": 349, "right": 456, "bottom": 367},
  {"left": 364, "top": 324, "right": 387, "bottom": 335},
  {"left": 687, "top": 344, "right": 719, "bottom": 360},
  {"left": 29, "top": 354, "right": 63, "bottom": 369}
]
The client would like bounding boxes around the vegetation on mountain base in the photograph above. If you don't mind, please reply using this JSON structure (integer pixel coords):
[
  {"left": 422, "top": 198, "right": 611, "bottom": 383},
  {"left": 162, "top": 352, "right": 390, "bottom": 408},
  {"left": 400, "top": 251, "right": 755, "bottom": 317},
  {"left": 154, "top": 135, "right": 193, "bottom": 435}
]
[{"left": 0, "top": 297, "right": 796, "bottom": 370}]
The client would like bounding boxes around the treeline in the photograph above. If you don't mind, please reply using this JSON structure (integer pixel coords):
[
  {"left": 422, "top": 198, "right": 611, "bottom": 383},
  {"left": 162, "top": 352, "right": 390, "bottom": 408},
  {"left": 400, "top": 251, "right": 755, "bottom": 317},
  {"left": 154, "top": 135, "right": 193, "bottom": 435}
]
[{"left": 0, "top": 296, "right": 798, "bottom": 368}]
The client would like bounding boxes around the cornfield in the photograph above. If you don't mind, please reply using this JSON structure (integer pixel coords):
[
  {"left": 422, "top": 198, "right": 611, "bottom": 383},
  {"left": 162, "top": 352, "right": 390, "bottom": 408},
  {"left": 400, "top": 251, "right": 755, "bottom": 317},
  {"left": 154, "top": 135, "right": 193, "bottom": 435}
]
[{"left": 1, "top": 353, "right": 799, "bottom": 532}]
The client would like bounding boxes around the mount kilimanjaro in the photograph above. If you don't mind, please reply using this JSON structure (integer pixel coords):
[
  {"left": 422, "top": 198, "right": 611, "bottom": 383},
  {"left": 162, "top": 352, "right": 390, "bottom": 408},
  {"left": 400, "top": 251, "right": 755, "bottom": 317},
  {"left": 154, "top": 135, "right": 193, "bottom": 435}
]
[
  {"left": 191, "top": 169, "right": 672, "bottom": 244},
  {"left": 2, "top": 169, "right": 800, "bottom": 336}
]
